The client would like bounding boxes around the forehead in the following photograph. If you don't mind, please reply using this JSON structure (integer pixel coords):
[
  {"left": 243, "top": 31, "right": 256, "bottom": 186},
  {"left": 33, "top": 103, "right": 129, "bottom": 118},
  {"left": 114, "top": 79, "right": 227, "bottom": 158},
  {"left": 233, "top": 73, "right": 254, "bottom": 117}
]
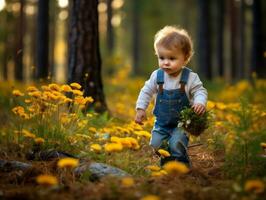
[{"left": 156, "top": 45, "right": 183, "bottom": 56}]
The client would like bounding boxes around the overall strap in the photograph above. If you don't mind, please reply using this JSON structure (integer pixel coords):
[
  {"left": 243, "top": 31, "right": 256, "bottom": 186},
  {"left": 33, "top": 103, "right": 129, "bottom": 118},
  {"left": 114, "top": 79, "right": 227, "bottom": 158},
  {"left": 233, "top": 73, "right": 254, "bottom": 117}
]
[
  {"left": 179, "top": 67, "right": 191, "bottom": 93},
  {"left": 156, "top": 69, "right": 164, "bottom": 94}
]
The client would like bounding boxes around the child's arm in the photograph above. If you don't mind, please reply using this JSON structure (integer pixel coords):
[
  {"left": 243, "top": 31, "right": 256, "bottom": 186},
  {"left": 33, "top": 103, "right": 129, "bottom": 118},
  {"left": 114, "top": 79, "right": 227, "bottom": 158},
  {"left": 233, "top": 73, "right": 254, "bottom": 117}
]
[
  {"left": 135, "top": 71, "right": 157, "bottom": 124},
  {"left": 188, "top": 73, "right": 208, "bottom": 115}
]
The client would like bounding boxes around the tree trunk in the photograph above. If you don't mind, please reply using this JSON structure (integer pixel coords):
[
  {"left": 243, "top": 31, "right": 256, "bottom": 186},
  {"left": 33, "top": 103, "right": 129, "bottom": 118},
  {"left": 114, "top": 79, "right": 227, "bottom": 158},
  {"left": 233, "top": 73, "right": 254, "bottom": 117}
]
[
  {"left": 68, "top": 0, "right": 107, "bottom": 113},
  {"left": 216, "top": 0, "right": 224, "bottom": 77},
  {"left": 36, "top": 0, "right": 49, "bottom": 80},
  {"left": 106, "top": 0, "right": 114, "bottom": 54},
  {"left": 14, "top": 0, "right": 25, "bottom": 81},
  {"left": 251, "top": 0, "right": 266, "bottom": 78},
  {"left": 198, "top": 0, "right": 211, "bottom": 79},
  {"left": 132, "top": 0, "right": 141, "bottom": 75}
]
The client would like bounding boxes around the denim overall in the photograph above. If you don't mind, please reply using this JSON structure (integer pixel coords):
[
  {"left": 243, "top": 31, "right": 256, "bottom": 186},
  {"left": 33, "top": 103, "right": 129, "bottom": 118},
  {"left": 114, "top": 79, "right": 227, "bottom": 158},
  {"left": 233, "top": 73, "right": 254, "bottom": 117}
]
[{"left": 151, "top": 67, "right": 191, "bottom": 165}]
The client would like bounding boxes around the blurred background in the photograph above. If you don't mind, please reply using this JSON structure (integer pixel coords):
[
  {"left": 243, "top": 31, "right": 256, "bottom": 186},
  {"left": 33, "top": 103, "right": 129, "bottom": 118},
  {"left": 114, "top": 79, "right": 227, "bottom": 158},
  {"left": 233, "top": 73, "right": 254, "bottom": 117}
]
[{"left": 0, "top": 0, "right": 265, "bottom": 84}]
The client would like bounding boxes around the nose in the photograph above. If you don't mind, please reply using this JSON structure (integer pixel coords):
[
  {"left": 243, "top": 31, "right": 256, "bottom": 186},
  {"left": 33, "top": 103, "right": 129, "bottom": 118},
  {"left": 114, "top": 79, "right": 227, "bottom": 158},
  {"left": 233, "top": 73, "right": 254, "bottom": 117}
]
[{"left": 163, "top": 59, "right": 170, "bottom": 65}]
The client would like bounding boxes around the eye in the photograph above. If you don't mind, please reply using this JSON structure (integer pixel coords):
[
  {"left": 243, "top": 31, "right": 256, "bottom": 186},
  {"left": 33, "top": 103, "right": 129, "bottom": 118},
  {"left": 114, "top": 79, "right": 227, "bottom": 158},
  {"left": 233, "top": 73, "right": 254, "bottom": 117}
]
[
  {"left": 159, "top": 56, "right": 164, "bottom": 60},
  {"left": 169, "top": 57, "right": 176, "bottom": 61}
]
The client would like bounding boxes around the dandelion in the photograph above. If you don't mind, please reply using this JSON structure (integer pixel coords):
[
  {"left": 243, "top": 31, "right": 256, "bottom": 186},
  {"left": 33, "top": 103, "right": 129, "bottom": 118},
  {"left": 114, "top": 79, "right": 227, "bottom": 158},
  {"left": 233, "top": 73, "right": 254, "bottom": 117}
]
[
  {"left": 260, "top": 142, "right": 266, "bottom": 149},
  {"left": 34, "top": 137, "right": 45, "bottom": 144},
  {"left": 145, "top": 165, "right": 161, "bottom": 171},
  {"left": 244, "top": 179, "right": 265, "bottom": 194},
  {"left": 12, "top": 89, "right": 24, "bottom": 97},
  {"left": 26, "top": 86, "right": 38, "bottom": 92},
  {"left": 140, "top": 195, "right": 160, "bottom": 200},
  {"left": 70, "top": 82, "right": 82, "bottom": 90},
  {"left": 61, "top": 84, "right": 72, "bottom": 92},
  {"left": 90, "top": 144, "right": 102, "bottom": 153},
  {"left": 48, "top": 83, "right": 61, "bottom": 91},
  {"left": 57, "top": 158, "right": 79, "bottom": 169},
  {"left": 121, "top": 177, "right": 135, "bottom": 187},
  {"left": 22, "top": 129, "right": 36, "bottom": 139},
  {"left": 207, "top": 100, "right": 215, "bottom": 110},
  {"left": 36, "top": 174, "right": 58, "bottom": 186},
  {"left": 104, "top": 143, "right": 123, "bottom": 152},
  {"left": 163, "top": 161, "right": 189, "bottom": 174},
  {"left": 72, "top": 89, "right": 83, "bottom": 96},
  {"left": 158, "top": 149, "right": 170, "bottom": 157},
  {"left": 88, "top": 127, "right": 97, "bottom": 133}
]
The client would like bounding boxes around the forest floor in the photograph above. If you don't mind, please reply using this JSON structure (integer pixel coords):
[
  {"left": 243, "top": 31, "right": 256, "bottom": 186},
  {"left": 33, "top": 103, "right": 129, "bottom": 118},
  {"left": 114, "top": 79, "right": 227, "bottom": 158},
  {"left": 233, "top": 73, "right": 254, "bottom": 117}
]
[
  {"left": 0, "top": 71, "right": 265, "bottom": 199},
  {"left": 0, "top": 145, "right": 232, "bottom": 200}
]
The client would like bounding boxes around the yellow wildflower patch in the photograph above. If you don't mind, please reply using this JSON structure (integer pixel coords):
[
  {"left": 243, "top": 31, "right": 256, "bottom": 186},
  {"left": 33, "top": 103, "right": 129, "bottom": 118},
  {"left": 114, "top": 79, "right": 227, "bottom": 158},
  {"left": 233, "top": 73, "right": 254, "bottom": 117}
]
[
  {"left": 36, "top": 174, "right": 58, "bottom": 186},
  {"left": 163, "top": 161, "right": 189, "bottom": 174},
  {"left": 57, "top": 158, "right": 79, "bottom": 169},
  {"left": 22, "top": 129, "right": 36, "bottom": 139},
  {"left": 244, "top": 179, "right": 265, "bottom": 194}
]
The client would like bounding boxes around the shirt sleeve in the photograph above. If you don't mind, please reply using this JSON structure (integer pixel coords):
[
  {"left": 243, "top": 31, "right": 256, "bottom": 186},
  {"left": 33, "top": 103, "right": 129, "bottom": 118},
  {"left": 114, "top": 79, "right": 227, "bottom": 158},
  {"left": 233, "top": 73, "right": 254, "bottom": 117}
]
[
  {"left": 136, "top": 70, "right": 158, "bottom": 110},
  {"left": 188, "top": 73, "right": 208, "bottom": 106}
]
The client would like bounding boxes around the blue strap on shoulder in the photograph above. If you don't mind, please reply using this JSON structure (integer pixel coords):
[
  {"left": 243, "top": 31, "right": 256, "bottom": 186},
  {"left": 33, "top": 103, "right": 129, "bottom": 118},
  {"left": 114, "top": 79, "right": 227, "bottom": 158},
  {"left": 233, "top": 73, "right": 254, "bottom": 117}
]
[
  {"left": 156, "top": 69, "right": 164, "bottom": 84},
  {"left": 180, "top": 67, "right": 191, "bottom": 84}
]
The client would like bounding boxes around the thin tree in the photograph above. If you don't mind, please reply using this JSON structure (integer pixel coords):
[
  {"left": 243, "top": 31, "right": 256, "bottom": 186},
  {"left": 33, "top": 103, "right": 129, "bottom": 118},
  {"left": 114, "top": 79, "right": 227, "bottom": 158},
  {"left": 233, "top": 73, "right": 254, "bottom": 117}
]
[
  {"left": 36, "top": 0, "right": 49, "bottom": 80},
  {"left": 68, "top": 0, "right": 107, "bottom": 112},
  {"left": 14, "top": 0, "right": 25, "bottom": 81},
  {"left": 106, "top": 0, "right": 114, "bottom": 54},
  {"left": 198, "top": 0, "right": 212, "bottom": 79}
]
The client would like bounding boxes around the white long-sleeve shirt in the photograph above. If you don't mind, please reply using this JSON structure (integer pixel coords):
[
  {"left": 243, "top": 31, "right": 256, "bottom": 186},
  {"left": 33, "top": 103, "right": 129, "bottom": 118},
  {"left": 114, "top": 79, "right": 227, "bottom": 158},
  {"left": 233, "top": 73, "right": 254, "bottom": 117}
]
[{"left": 136, "top": 67, "right": 208, "bottom": 110}]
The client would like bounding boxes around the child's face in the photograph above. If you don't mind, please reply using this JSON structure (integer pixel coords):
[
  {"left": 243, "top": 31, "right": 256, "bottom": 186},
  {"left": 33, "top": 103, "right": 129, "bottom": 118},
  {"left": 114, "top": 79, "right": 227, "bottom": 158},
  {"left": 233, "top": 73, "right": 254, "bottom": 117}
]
[{"left": 156, "top": 45, "right": 187, "bottom": 76}]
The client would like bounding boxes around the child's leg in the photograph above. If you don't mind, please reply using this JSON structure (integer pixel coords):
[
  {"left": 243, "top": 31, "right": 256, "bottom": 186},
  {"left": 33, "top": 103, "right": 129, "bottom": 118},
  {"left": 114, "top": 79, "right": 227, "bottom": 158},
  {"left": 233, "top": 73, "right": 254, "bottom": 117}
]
[
  {"left": 149, "top": 125, "right": 169, "bottom": 150},
  {"left": 168, "top": 128, "right": 190, "bottom": 165}
]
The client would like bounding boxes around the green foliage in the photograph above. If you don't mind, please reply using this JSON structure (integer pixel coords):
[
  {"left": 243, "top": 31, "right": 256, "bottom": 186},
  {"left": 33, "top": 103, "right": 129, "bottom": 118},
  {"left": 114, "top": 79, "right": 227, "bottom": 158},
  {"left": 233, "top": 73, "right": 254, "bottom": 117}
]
[
  {"left": 223, "top": 99, "right": 266, "bottom": 179},
  {"left": 178, "top": 107, "right": 210, "bottom": 136}
]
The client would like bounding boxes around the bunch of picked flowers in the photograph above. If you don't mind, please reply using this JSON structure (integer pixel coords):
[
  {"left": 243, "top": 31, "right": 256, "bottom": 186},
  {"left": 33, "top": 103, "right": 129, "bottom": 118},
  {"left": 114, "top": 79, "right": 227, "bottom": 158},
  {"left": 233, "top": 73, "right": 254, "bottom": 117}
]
[{"left": 178, "top": 107, "right": 210, "bottom": 136}]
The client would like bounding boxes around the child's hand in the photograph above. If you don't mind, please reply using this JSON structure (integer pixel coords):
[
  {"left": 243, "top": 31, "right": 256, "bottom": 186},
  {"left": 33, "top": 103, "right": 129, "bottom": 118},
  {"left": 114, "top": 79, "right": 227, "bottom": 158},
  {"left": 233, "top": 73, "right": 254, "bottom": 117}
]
[
  {"left": 192, "top": 103, "right": 206, "bottom": 115},
  {"left": 135, "top": 109, "right": 147, "bottom": 125}
]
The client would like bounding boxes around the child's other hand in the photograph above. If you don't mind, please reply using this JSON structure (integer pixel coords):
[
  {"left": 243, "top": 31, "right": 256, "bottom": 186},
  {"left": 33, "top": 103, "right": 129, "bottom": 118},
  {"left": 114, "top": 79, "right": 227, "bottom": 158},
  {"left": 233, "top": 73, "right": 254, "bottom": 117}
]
[
  {"left": 135, "top": 109, "right": 146, "bottom": 125},
  {"left": 192, "top": 103, "right": 206, "bottom": 115}
]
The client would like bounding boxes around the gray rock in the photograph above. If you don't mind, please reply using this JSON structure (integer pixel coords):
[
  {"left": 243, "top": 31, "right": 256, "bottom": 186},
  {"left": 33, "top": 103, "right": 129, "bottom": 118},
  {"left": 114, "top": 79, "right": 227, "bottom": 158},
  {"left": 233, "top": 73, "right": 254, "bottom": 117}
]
[
  {"left": 0, "top": 160, "right": 32, "bottom": 172},
  {"left": 74, "top": 162, "right": 130, "bottom": 181}
]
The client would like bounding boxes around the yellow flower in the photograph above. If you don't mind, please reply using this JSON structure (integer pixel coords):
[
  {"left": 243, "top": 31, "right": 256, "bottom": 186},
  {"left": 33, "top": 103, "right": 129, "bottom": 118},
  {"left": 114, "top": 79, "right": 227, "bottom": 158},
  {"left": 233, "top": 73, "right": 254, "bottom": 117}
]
[
  {"left": 28, "top": 91, "right": 42, "bottom": 98},
  {"left": 158, "top": 149, "right": 170, "bottom": 157},
  {"left": 145, "top": 165, "right": 161, "bottom": 171},
  {"left": 244, "top": 179, "right": 265, "bottom": 194},
  {"left": 72, "top": 89, "right": 83, "bottom": 96},
  {"left": 207, "top": 100, "right": 215, "bottom": 110},
  {"left": 163, "top": 161, "right": 189, "bottom": 174},
  {"left": 88, "top": 127, "right": 97, "bottom": 133},
  {"left": 121, "top": 177, "right": 134, "bottom": 187},
  {"left": 36, "top": 174, "right": 58, "bottom": 186},
  {"left": 61, "top": 84, "right": 72, "bottom": 92},
  {"left": 34, "top": 137, "right": 45, "bottom": 144},
  {"left": 12, "top": 106, "right": 25, "bottom": 115},
  {"left": 216, "top": 102, "right": 227, "bottom": 110},
  {"left": 260, "top": 142, "right": 266, "bottom": 149},
  {"left": 85, "top": 96, "right": 94, "bottom": 103},
  {"left": 57, "top": 158, "right": 79, "bottom": 169},
  {"left": 140, "top": 195, "right": 160, "bottom": 200},
  {"left": 12, "top": 89, "right": 24, "bottom": 97},
  {"left": 134, "top": 131, "right": 151, "bottom": 139},
  {"left": 48, "top": 83, "right": 61, "bottom": 91},
  {"left": 104, "top": 143, "right": 123, "bottom": 152},
  {"left": 90, "top": 144, "right": 102, "bottom": 152},
  {"left": 22, "top": 129, "right": 36, "bottom": 138},
  {"left": 26, "top": 86, "right": 38, "bottom": 92},
  {"left": 70, "top": 82, "right": 82, "bottom": 90}
]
